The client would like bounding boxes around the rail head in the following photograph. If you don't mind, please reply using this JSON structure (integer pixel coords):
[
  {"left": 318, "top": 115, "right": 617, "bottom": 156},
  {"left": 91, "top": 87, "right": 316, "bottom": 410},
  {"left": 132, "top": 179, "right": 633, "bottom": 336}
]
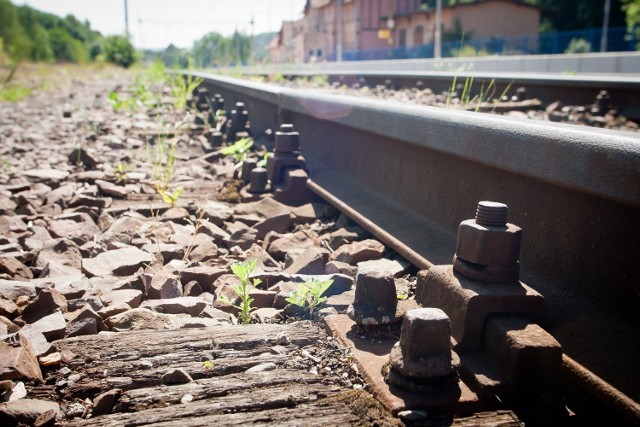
[{"left": 186, "top": 72, "right": 640, "bottom": 208}]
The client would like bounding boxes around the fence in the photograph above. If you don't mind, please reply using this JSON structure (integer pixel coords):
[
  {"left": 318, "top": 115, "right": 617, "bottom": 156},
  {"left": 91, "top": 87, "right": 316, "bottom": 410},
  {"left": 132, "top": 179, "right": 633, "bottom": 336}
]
[{"left": 330, "top": 26, "right": 638, "bottom": 61}]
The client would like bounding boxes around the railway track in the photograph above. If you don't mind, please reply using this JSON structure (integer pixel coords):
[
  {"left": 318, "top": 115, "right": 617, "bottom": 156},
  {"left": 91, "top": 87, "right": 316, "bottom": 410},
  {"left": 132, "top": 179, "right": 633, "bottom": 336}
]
[{"left": 187, "top": 71, "right": 640, "bottom": 423}]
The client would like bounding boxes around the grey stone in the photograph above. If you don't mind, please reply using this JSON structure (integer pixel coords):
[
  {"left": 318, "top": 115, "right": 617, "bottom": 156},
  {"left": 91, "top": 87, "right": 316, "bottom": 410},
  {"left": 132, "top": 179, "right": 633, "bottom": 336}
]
[
  {"left": 82, "top": 247, "right": 153, "bottom": 277},
  {"left": 48, "top": 213, "right": 100, "bottom": 240},
  {"left": 95, "top": 179, "right": 129, "bottom": 198},
  {"left": 253, "top": 307, "right": 282, "bottom": 323},
  {"left": 139, "top": 297, "right": 206, "bottom": 316},
  {"left": 200, "top": 200, "right": 234, "bottom": 225},
  {"left": 357, "top": 257, "right": 410, "bottom": 277},
  {"left": 3, "top": 381, "right": 27, "bottom": 402},
  {"left": 246, "top": 362, "right": 277, "bottom": 373},
  {"left": 15, "top": 328, "right": 51, "bottom": 357},
  {"left": 27, "top": 310, "right": 67, "bottom": 341}
]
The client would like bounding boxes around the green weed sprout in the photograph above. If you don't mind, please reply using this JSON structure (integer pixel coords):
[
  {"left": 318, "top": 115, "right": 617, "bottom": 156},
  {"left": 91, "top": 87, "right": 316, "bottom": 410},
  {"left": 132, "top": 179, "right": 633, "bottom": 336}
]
[
  {"left": 218, "top": 259, "right": 261, "bottom": 325},
  {"left": 170, "top": 74, "right": 203, "bottom": 110},
  {"left": 286, "top": 278, "right": 334, "bottom": 318},
  {"left": 158, "top": 186, "right": 183, "bottom": 207},
  {"left": 114, "top": 162, "right": 130, "bottom": 183},
  {"left": 220, "top": 137, "right": 253, "bottom": 163}
]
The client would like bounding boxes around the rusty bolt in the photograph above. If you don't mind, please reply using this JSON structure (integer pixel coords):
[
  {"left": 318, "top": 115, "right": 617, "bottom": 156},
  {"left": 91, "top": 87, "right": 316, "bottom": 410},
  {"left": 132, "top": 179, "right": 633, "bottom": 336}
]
[
  {"left": 213, "top": 94, "right": 225, "bottom": 111},
  {"left": 274, "top": 124, "right": 300, "bottom": 153},
  {"left": 249, "top": 167, "right": 268, "bottom": 193},
  {"left": 240, "top": 159, "right": 257, "bottom": 183},
  {"left": 386, "top": 308, "right": 459, "bottom": 392},
  {"left": 453, "top": 201, "right": 522, "bottom": 284}
]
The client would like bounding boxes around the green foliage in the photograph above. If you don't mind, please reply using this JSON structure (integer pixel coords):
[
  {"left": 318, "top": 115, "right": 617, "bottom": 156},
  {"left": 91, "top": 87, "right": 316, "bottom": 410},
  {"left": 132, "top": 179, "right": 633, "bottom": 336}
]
[
  {"left": 169, "top": 74, "right": 203, "bottom": 110},
  {"left": 565, "top": 38, "right": 592, "bottom": 54},
  {"left": 203, "top": 360, "right": 214, "bottom": 371},
  {"left": 450, "top": 45, "right": 489, "bottom": 57},
  {"left": 218, "top": 259, "right": 262, "bottom": 324},
  {"left": 114, "top": 162, "right": 130, "bottom": 183},
  {"left": 286, "top": 278, "right": 334, "bottom": 317},
  {"left": 0, "top": 0, "right": 103, "bottom": 63},
  {"left": 193, "top": 31, "right": 251, "bottom": 68},
  {"left": 104, "top": 35, "right": 136, "bottom": 68},
  {"left": 220, "top": 137, "right": 254, "bottom": 162},
  {"left": 159, "top": 186, "right": 183, "bottom": 207}
]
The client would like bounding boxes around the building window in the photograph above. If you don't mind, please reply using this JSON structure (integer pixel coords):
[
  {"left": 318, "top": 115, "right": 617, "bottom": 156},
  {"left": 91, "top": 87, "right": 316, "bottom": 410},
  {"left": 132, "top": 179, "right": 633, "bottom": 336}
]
[
  {"left": 414, "top": 25, "right": 424, "bottom": 45},
  {"left": 399, "top": 29, "right": 407, "bottom": 47}
]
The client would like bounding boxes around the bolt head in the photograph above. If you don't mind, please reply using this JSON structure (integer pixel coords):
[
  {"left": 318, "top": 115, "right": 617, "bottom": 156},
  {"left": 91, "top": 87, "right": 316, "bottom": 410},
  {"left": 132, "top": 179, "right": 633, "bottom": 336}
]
[{"left": 456, "top": 219, "right": 522, "bottom": 267}]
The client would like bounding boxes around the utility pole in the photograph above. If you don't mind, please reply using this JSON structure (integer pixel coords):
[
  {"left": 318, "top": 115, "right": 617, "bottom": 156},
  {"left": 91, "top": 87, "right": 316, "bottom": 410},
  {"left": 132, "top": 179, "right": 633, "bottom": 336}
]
[
  {"left": 434, "top": 0, "right": 442, "bottom": 58},
  {"left": 124, "top": 0, "right": 130, "bottom": 39},
  {"left": 250, "top": 15, "right": 255, "bottom": 64},
  {"left": 336, "top": 0, "right": 343, "bottom": 61},
  {"left": 600, "top": 0, "right": 611, "bottom": 52}
]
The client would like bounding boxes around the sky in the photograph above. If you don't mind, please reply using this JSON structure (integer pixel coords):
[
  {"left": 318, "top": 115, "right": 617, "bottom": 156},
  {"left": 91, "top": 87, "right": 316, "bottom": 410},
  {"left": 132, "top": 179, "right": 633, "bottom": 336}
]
[{"left": 14, "top": 0, "right": 307, "bottom": 50}]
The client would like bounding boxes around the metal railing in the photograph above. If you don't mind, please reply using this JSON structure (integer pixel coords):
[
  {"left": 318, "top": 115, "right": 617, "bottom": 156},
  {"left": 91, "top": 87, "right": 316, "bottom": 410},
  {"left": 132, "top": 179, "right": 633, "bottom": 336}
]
[{"left": 329, "top": 26, "right": 638, "bottom": 61}]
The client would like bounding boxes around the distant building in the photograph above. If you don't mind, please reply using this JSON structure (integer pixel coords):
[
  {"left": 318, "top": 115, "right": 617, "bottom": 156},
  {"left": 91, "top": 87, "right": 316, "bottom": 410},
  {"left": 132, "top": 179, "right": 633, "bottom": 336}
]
[{"left": 268, "top": 0, "right": 541, "bottom": 63}]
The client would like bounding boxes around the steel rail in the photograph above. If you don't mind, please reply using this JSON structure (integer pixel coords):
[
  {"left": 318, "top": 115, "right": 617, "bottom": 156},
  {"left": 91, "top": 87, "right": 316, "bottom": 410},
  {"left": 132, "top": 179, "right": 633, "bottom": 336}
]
[{"left": 187, "top": 71, "right": 640, "bottom": 419}]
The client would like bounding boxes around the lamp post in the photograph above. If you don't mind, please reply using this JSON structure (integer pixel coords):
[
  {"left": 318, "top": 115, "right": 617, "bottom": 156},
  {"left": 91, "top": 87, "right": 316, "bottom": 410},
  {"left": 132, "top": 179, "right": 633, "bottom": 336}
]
[{"left": 434, "top": 0, "right": 442, "bottom": 58}]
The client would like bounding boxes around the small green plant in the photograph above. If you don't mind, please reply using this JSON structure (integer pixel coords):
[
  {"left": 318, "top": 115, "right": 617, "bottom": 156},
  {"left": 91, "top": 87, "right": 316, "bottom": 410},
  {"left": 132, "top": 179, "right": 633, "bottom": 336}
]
[
  {"left": 203, "top": 360, "right": 214, "bottom": 371},
  {"left": 565, "top": 38, "right": 591, "bottom": 54},
  {"left": 218, "top": 259, "right": 262, "bottom": 325},
  {"left": 0, "top": 157, "right": 10, "bottom": 172},
  {"left": 311, "top": 74, "right": 329, "bottom": 87},
  {"left": 0, "top": 61, "right": 31, "bottom": 102},
  {"left": 114, "top": 162, "right": 130, "bottom": 183},
  {"left": 396, "top": 294, "right": 408, "bottom": 301},
  {"left": 220, "top": 137, "right": 253, "bottom": 163},
  {"left": 158, "top": 186, "right": 183, "bottom": 207},
  {"left": 170, "top": 74, "right": 203, "bottom": 110},
  {"left": 286, "top": 278, "right": 334, "bottom": 318}
]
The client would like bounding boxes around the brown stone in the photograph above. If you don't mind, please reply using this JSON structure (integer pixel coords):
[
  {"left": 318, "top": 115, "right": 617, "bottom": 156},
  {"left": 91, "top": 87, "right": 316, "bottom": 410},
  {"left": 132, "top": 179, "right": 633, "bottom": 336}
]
[
  {"left": 266, "top": 230, "right": 319, "bottom": 261},
  {"left": 65, "top": 317, "right": 98, "bottom": 337},
  {"left": 21, "top": 288, "right": 67, "bottom": 323},
  {"left": 330, "top": 239, "right": 385, "bottom": 264},
  {"left": 92, "top": 389, "right": 120, "bottom": 416},
  {"left": 0, "top": 334, "right": 43, "bottom": 383},
  {"left": 179, "top": 266, "right": 226, "bottom": 293},
  {"left": 283, "top": 247, "right": 329, "bottom": 275},
  {"left": 100, "top": 289, "right": 143, "bottom": 309},
  {"left": 35, "top": 238, "right": 83, "bottom": 278},
  {"left": 146, "top": 272, "right": 182, "bottom": 300},
  {"left": 0, "top": 256, "right": 33, "bottom": 280},
  {"left": 0, "top": 399, "right": 59, "bottom": 425}
]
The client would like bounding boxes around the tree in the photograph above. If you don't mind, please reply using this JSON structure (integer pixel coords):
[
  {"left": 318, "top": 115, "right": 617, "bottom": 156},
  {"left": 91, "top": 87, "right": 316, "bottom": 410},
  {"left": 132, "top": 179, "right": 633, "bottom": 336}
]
[{"left": 104, "top": 35, "right": 136, "bottom": 68}]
